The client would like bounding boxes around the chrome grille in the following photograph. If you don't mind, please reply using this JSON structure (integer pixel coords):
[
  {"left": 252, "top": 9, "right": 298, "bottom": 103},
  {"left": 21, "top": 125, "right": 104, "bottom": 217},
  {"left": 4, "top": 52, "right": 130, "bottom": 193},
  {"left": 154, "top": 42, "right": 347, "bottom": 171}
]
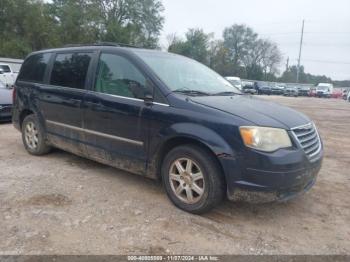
[{"left": 291, "top": 123, "right": 321, "bottom": 158}]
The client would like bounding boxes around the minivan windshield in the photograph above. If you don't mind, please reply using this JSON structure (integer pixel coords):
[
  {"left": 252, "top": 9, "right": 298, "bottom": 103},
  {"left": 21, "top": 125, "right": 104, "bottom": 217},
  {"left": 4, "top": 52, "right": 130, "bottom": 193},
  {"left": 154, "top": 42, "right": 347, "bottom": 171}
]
[{"left": 134, "top": 50, "right": 241, "bottom": 96}]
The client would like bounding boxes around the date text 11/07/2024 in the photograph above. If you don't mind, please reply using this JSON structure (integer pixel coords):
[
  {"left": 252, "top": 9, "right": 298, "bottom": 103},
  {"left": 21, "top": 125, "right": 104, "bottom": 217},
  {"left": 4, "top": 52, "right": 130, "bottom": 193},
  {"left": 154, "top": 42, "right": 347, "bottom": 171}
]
[{"left": 127, "top": 255, "right": 220, "bottom": 261}]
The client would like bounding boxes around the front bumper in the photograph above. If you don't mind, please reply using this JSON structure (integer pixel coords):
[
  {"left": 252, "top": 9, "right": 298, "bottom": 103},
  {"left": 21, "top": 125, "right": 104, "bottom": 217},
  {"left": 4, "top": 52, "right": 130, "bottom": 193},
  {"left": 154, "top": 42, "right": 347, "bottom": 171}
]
[
  {"left": 316, "top": 92, "right": 331, "bottom": 97},
  {"left": 0, "top": 105, "right": 12, "bottom": 121},
  {"left": 221, "top": 146, "right": 323, "bottom": 203}
]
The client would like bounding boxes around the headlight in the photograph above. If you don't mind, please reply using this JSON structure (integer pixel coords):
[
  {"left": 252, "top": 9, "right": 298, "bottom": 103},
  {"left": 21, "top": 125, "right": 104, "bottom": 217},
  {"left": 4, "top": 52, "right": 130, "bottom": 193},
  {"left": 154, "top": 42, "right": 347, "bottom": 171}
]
[{"left": 239, "top": 126, "right": 292, "bottom": 152}]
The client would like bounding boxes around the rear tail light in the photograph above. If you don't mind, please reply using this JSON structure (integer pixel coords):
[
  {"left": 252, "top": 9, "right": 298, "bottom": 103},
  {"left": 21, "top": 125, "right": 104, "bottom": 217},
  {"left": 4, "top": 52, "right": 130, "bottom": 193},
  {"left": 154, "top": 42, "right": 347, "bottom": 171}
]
[{"left": 12, "top": 86, "right": 16, "bottom": 104}]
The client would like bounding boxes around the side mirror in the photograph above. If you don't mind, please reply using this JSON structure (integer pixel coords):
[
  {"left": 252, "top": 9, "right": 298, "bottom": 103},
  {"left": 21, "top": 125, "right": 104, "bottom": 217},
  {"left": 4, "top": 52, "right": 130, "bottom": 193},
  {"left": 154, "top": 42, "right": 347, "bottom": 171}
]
[
  {"left": 143, "top": 79, "right": 154, "bottom": 106},
  {"left": 143, "top": 92, "right": 153, "bottom": 106}
]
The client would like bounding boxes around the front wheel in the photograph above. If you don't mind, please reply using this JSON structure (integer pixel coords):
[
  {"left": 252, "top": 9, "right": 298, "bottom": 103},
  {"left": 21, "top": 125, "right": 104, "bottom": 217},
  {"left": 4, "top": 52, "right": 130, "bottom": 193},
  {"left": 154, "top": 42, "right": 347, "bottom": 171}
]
[
  {"left": 161, "top": 145, "right": 225, "bottom": 214},
  {"left": 22, "top": 114, "right": 51, "bottom": 155}
]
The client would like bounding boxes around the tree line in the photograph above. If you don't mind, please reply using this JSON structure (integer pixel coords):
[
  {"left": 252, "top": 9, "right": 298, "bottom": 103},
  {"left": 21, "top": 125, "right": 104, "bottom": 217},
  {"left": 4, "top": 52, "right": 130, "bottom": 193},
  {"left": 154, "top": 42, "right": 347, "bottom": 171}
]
[
  {"left": 167, "top": 25, "right": 283, "bottom": 81},
  {"left": 0, "top": 0, "right": 343, "bottom": 84},
  {"left": 0, "top": 0, "right": 164, "bottom": 58}
]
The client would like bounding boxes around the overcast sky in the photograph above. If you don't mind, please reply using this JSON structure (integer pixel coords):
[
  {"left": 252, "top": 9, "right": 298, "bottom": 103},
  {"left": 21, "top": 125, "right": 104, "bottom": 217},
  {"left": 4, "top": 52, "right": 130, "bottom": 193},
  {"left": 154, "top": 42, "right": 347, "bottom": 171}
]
[{"left": 161, "top": 0, "right": 350, "bottom": 80}]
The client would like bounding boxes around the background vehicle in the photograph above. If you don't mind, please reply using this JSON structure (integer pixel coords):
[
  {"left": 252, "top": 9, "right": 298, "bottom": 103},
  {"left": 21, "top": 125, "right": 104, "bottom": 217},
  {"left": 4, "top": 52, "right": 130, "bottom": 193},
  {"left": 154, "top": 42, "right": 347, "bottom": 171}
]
[
  {"left": 271, "top": 83, "right": 285, "bottom": 95},
  {"left": 254, "top": 81, "right": 271, "bottom": 95},
  {"left": 348, "top": 91, "right": 350, "bottom": 102},
  {"left": 316, "top": 83, "right": 333, "bottom": 98},
  {"left": 241, "top": 81, "right": 257, "bottom": 94},
  {"left": 284, "top": 86, "right": 299, "bottom": 97},
  {"left": 225, "top": 76, "right": 242, "bottom": 91},
  {"left": 331, "top": 89, "right": 343, "bottom": 99},
  {"left": 0, "top": 81, "right": 13, "bottom": 121},
  {"left": 342, "top": 90, "right": 349, "bottom": 100},
  {"left": 309, "top": 87, "right": 317, "bottom": 97},
  {"left": 298, "top": 86, "right": 310, "bottom": 96},
  {"left": 0, "top": 64, "right": 18, "bottom": 87}
]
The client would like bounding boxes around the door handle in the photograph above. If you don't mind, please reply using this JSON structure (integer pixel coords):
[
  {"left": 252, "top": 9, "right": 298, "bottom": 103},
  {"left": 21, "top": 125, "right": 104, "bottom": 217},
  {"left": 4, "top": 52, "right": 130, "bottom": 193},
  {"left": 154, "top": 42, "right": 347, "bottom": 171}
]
[
  {"left": 85, "top": 101, "right": 104, "bottom": 110},
  {"left": 69, "top": 98, "right": 82, "bottom": 105}
]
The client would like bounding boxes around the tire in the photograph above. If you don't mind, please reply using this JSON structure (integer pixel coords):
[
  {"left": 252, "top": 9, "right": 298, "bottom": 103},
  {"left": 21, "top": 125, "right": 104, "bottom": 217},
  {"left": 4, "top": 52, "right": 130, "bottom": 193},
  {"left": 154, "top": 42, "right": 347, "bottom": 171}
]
[
  {"left": 161, "top": 145, "right": 225, "bottom": 214},
  {"left": 22, "top": 114, "right": 51, "bottom": 155}
]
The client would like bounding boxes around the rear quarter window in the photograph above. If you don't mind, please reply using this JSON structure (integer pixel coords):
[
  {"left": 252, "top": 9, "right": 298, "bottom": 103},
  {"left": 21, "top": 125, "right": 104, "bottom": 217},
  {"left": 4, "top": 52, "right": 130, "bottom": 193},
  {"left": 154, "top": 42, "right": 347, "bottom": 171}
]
[{"left": 18, "top": 53, "right": 51, "bottom": 83}]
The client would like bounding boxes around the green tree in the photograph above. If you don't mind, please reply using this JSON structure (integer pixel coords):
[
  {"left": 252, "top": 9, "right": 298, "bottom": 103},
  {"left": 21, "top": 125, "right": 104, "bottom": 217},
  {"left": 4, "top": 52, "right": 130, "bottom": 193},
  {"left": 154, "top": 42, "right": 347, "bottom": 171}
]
[
  {"left": 0, "top": 0, "right": 164, "bottom": 58},
  {"left": 0, "top": 0, "right": 58, "bottom": 58},
  {"left": 279, "top": 65, "right": 332, "bottom": 84},
  {"left": 49, "top": 0, "right": 100, "bottom": 45},
  {"left": 95, "top": 0, "right": 164, "bottom": 48},
  {"left": 168, "top": 29, "right": 212, "bottom": 64},
  {"left": 223, "top": 24, "right": 258, "bottom": 76},
  {"left": 208, "top": 40, "right": 234, "bottom": 76}
]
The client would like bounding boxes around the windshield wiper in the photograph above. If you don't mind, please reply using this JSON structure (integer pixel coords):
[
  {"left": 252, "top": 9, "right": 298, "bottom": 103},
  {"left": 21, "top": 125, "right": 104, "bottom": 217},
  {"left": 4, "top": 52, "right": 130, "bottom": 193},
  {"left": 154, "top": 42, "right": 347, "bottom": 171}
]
[
  {"left": 173, "top": 88, "right": 211, "bottom": 96},
  {"left": 212, "top": 91, "right": 242, "bottom": 96}
]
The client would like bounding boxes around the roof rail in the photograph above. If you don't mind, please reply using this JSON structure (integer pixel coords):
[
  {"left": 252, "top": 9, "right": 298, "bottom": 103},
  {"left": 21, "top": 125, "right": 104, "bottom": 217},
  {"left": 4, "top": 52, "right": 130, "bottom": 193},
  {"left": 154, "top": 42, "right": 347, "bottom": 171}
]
[{"left": 63, "top": 42, "right": 142, "bottom": 48}]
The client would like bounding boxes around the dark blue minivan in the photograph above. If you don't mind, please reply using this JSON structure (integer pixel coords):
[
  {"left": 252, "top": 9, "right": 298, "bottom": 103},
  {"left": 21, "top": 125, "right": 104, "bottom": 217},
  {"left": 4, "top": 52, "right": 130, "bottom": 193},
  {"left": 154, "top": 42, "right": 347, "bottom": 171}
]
[{"left": 12, "top": 44, "right": 323, "bottom": 213}]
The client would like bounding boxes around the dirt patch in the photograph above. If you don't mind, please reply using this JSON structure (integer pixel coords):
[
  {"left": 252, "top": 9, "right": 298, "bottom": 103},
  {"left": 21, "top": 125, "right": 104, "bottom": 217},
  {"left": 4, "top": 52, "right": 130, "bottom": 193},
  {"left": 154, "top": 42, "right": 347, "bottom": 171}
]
[{"left": 23, "top": 194, "right": 72, "bottom": 207}]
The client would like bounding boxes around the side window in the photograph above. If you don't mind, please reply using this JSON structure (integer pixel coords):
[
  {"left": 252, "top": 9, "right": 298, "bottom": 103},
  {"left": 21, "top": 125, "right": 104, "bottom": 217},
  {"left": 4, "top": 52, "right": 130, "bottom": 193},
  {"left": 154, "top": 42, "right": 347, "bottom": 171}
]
[
  {"left": 0, "top": 65, "right": 11, "bottom": 73},
  {"left": 18, "top": 53, "right": 51, "bottom": 83},
  {"left": 50, "top": 52, "right": 92, "bottom": 89},
  {"left": 95, "top": 53, "right": 150, "bottom": 99}
]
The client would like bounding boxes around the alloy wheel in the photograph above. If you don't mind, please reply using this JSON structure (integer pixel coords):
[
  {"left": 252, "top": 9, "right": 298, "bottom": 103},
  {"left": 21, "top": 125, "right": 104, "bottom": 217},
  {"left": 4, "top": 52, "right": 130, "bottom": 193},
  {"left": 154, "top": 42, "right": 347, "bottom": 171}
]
[
  {"left": 24, "top": 121, "right": 39, "bottom": 150},
  {"left": 169, "top": 158, "right": 205, "bottom": 204}
]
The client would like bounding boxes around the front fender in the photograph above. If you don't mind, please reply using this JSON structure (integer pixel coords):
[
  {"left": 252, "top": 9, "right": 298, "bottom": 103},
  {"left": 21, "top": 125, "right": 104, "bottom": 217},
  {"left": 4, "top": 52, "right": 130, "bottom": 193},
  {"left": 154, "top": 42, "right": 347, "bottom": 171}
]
[{"left": 147, "top": 122, "right": 241, "bottom": 195}]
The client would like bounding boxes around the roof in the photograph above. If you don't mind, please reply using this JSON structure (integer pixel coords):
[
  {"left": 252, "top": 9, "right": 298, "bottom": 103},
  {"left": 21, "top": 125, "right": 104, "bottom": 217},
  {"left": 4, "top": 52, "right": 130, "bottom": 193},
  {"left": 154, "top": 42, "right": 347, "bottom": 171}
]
[
  {"left": 0, "top": 57, "right": 24, "bottom": 64},
  {"left": 31, "top": 43, "right": 153, "bottom": 55}
]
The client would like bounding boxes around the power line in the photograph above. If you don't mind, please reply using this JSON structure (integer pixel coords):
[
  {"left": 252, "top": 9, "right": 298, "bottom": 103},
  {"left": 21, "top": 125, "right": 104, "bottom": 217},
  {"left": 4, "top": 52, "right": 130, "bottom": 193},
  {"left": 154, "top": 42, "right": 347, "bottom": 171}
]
[
  {"left": 260, "top": 31, "right": 350, "bottom": 37},
  {"left": 301, "top": 59, "right": 350, "bottom": 65},
  {"left": 292, "top": 58, "right": 350, "bottom": 65}
]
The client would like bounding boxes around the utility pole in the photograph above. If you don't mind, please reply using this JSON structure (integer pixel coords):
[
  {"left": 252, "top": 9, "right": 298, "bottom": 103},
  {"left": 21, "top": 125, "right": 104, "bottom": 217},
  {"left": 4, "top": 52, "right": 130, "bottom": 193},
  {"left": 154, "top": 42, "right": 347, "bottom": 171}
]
[
  {"left": 286, "top": 57, "right": 289, "bottom": 72},
  {"left": 296, "top": 20, "right": 305, "bottom": 83}
]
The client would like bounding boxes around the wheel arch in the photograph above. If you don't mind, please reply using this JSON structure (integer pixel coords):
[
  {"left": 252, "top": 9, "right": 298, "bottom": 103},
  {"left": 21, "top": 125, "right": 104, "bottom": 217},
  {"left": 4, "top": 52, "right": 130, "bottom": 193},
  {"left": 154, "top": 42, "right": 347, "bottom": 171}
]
[
  {"left": 155, "top": 136, "right": 227, "bottom": 184},
  {"left": 149, "top": 123, "right": 237, "bottom": 188},
  {"left": 19, "top": 109, "right": 35, "bottom": 129}
]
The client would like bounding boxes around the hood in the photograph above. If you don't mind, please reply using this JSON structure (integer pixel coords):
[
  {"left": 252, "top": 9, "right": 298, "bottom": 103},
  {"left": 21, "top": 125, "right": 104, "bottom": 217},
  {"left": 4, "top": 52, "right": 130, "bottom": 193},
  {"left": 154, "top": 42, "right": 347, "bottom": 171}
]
[{"left": 190, "top": 95, "right": 310, "bottom": 129}]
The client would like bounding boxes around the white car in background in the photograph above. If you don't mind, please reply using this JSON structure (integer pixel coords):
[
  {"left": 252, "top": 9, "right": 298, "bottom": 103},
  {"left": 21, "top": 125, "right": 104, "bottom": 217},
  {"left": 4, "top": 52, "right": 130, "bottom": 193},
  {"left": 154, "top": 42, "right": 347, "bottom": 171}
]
[
  {"left": 316, "top": 83, "right": 333, "bottom": 98},
  {"left": 0, "top": 64, "right": 18, "bottom": 87},
  {"left": 225, "top": 76, "right": 242, "bottom": 91},
  {"left": 0, "top": 80, "right": 13, "bottom": 121}
]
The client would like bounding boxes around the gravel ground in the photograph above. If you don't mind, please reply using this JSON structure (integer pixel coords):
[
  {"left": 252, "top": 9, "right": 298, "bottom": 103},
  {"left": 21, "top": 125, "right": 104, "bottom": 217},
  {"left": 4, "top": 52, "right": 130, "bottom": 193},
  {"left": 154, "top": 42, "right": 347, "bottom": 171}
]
[{"left": 0, "top": 96, "right": 349, "bottom": 255}]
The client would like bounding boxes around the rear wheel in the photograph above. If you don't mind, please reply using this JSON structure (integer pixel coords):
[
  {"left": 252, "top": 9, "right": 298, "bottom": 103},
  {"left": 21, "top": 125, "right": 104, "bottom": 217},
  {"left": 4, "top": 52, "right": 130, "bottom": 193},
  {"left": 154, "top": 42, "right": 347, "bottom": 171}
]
[
  {"left": 161, "top": 145, "right": 225, "bottom": 214},
  {"left": 22, "top": 114, "right": 51, "bottom": 155}
]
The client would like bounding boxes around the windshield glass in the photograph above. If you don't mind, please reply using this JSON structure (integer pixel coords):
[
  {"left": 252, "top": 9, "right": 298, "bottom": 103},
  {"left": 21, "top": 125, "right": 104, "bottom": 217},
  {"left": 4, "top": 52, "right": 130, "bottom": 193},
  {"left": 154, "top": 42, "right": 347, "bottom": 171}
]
[
  {"left": 0, "top": 65, "right": 11, "bottom": 73},
  {"left": 227, "top": 80, "right": 241, "bottom": 87},
  {"left": 134, "top": 50, "right": 241, "bottom": 95},
  {"left": 317, "top": 86, "right": 329, "bottom": 90}
]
